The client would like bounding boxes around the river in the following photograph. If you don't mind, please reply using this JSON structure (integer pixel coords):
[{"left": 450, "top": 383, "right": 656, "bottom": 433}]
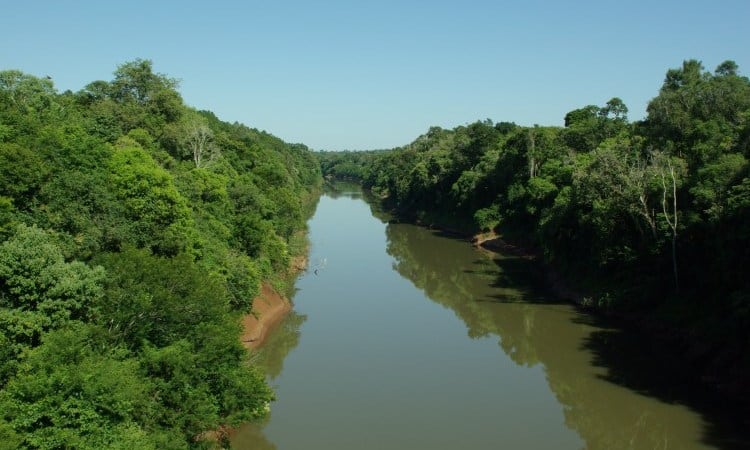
[{"left": 232, "top": 184, "right": 747, "bottom": 450}]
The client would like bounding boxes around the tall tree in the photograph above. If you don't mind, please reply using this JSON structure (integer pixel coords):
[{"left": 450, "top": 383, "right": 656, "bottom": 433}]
[{"left": 181, "top": 113, "right": 219, "bottom": 168}]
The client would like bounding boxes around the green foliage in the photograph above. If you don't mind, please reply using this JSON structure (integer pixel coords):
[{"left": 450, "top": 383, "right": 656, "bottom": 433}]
[
  {"left": 223, "top": 250, "right": 261, "bottom": 312},
  {"left": 0, "top": 71, "right": 60, "bottom": 130},
  {"left": 78, "top": 59, "right": 183, "bottom": 139},
  {"left": 0, "top": 197, "right": 16, "bottom": 239},
  {"left": 473, "top": 206, "right": 501, "bottom": 231},
  {"left": 646, "top": 59, "right": 750, "bottom": 167},
  {"left": 690, "top": 153, "right": 747, "bottom": 221},
  {"left": 563, "top": 99, "right": 628, "bottom": 153},
  {"left": 0, "top": 325, "right": 159, "bottom": 450},
  {"left": 108, "top": 144, "right": 198, "bottom": 256},
  {"left": 95, "top": 247, "right": 228, "bottom": 349},
  {"left": 0, "top": 143, "right": 48, "bottom": 203},
  {"left": 0, "top": 225, "right": 105, "bottom": 382},
  {"left": 337, "top": 59, "right": 750, "bottom": 323},
  {"left": 91, "top": 246, "right": 271, "bottom": 444},
  {"left": 0, "top": 61, "right": 320, "bottom": 447}
]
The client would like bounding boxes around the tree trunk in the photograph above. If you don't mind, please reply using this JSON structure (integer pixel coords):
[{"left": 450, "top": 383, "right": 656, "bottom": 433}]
[
  {"left": 528, "top": 130, "right": 536, "bottom": 179},
  {"left": 660, "top": 158, "right": 679, "bottom": 292}
]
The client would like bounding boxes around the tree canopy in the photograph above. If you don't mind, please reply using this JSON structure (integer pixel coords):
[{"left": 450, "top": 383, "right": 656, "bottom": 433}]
[
  {"left": 320, "top": 60, "right": 750, "bottom": 379},
  {"left": 0, "top": 60, "right": 321, "bottom": 448}
]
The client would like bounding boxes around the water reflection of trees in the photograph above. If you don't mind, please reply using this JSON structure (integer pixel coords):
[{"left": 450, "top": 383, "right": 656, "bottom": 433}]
[
  {"left": 232, "top": 311, "right": 306, "bottom": 449},
  {"left": 323, "top": 181, "right": 364, "bottom": 199},
  {"left": 252, "top": 311, "right": 307, "bottom": 380},
  {"left": 385, "top": 223, "right": 552, "bottom": 367},
  {"left": 325, "top": 182, "right": 392, "bottom": 223},
  {"left": 385, "top": 222, "right": 744, "bottom": 450},
  {"left": 230, "top": 420, "right": 277, "bottom": 450}
]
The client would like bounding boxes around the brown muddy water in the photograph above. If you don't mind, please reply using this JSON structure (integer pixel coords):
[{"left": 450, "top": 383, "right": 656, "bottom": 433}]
[{"left": 232, "top": 186, "right": 748, "bottom": 450}]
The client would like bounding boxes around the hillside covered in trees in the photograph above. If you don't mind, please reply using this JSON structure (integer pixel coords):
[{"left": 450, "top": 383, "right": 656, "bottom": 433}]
[
  {"left": 0, "top": 60, "right": 321, "bottom": 448},
  {"left": 320, "top": 60, "right": 750, "bottom": 386}
]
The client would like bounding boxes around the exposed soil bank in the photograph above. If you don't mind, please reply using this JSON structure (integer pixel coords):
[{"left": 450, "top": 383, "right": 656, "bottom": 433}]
[
  {"left": 241, "top": 283, "right": 292, "bottom": 350},
  {"left": 240, "top": 253, "right": 308, "bottom": 350},
  {"left": 201, "top": 257, "right": 308, "bottom": 445}
]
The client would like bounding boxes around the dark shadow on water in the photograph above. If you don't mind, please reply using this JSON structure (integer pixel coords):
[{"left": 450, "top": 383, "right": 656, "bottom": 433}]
[
  {"left": 576, "top": 312, "right": 750, "bottom": 449},
  {"left": 430, "top": 229, "right": 470, "bottom": 239},
  {"left": 427, "top": 228, "right": 750, "bottom": 448},
  {"left": 468, "top": 253, "right": 562, "bottom": 304},
  {"left": 390, "top": 221, "right": 750, "bottom": 449}
]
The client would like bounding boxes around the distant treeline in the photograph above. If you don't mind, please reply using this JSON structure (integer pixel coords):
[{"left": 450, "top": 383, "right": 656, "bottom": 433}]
[
  {"left": 0, "top": 59, "right": 321, "bottom": 448},
  {"left": 319, "top": 59, "right": 750, "bottom": 374}
]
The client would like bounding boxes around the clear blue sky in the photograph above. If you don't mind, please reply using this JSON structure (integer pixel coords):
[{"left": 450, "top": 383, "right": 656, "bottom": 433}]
[{"left": 3, "top": 0, "right": 749, "bottom": 150}]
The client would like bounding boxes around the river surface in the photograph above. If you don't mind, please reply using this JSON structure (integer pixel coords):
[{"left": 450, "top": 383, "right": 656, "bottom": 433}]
[{"left": 232, "top": 185, "right": 746, "bottom": 450}]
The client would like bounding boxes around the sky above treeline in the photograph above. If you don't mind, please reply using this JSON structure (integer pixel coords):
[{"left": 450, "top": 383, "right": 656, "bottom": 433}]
[{"left": 3, "top": 0, "right": 749, "bottom": 151}]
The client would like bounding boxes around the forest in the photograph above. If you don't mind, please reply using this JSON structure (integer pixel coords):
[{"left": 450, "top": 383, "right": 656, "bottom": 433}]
[
  {"left": 0, "top": 60, "right": 321, "bottom": 448},
  {"left": 3, "top": 56, "right": 748, "bottom": 447},
  {"left": 319, "top": 60, "right": 750, "bottom": 387}
]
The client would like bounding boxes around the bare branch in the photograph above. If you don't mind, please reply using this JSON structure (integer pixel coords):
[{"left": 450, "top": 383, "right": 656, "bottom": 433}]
[{"left": 182, "top": 117, "right": 220, "bottom": 168}]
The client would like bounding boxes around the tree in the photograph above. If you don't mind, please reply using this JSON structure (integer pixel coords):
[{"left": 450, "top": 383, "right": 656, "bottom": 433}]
[
  {"left": 94, "top": 247, "right": 227, "bottom": 350},
  {"left": 0, "top": 70, "right": 57, "bottom": 115},
  {"left": 716, "top": 60, "right": 739, "bottom": 77},
  {"left": 110, "top": 59, "right": 179, "bottom": 107},
  {"left": 654, "top": 152, "right": 681, "bottom": 292},
  {"left": 181, "top": 113, "right": 220, "bottom": 168},
  {"left": 601, "top": 97, "right": 628, "bottom": 121},
  {"left": 0, "top": 325, "right": 160, "bottom": 450},
  {"left": 108, "top": 143, "right": 198, "bottom": 256},
  {"left": 78, "top": 59, "right": 184, "bottom": 139},
  {"left": 524, "top": 126, "right": 560, "bottom": 179},
  {"left": 690, "top": 153, "right": 748, "bottom": 222},
  {"left": 223, "top": 250, "right": 261, "bottom": 312},
  {"left": 0, "top": 225, "right": 105, "bottom": 383},
  {"left": 0, "top": 197, "right": 14, "bottom": 239},
  {"left": 563, "top": 99, "right": 629, "bottom": 153},
  {"left": 662, "top": 59, "right": 704, "bottom": 91},
  {"left": 0, "top": 60, "right": 322, "bottom": 449},
  {"left": 646, "top": 59, "right": 750, "bottom": 167},
  {"left": 0, "top": 143, "right": 48, "bottom": 204},
  {"left": 94, "top": 247, "right": 272, "bottom": 439}
]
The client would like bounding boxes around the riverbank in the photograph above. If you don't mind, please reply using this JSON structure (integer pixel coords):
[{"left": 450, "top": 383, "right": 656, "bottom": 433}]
[
  {"left": 201, "top": 259, "right": 308, "bottom": 446},
  {"left": 241, "top": 283, "right": 292, "bottom": 349},
  {"left": 240, "top": 253, "right": 309, "bottom": 349}
]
